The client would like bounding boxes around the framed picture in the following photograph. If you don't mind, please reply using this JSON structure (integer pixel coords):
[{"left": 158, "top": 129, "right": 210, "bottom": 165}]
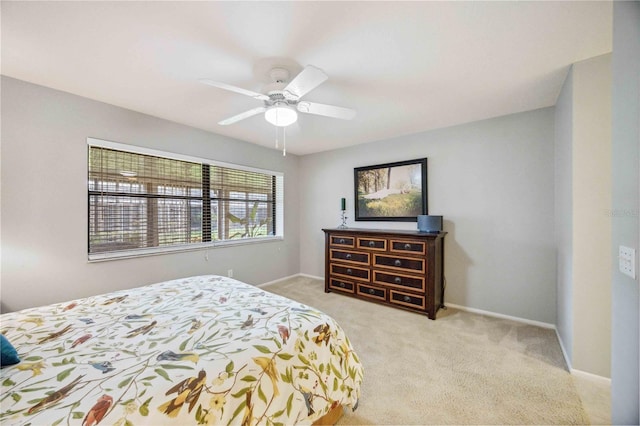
[{"left": 354, "top": 158, "right": 427, "bottom": 221}]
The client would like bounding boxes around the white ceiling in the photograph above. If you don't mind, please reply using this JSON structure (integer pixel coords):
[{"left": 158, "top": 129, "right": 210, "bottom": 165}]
[{"left": 1, "top": 1, "right": 612, "bottom": 155}]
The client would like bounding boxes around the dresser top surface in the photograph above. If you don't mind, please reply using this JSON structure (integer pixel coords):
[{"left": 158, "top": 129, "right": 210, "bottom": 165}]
[{"left": 322, "top": 227, "right": 446, "bottom": 238}]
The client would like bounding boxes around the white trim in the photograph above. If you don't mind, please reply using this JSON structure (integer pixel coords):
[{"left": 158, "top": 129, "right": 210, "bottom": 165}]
[
  {"left": 88, "top": 236, "right": 284, "bottom": 262},
  {"left": 571, "top": 368, "right": 611, "bottom": 386},
  {"left": 554, "top": 327, "right": 573, "bottom": 371},
  {"left": 441, "top": 304, "right": 576, "bottom": 372},
  {"left": 445, "top": 302, "right": 556, "bottom": 329},
  {"left": 87, "top": 137, "right": 283, "bottom": 177},
  {"left": 260, "top": 277, "right": 614, "bottom": 383},
  {"left": 258, "top": 273, "right": 323, "bottom": 288},
  {"left": 447, "top": 302, "right": 614, "bottom": 382},
  {"left": 257, "top": 273, "right": 303, "bottom": 287},
  {"left": 256, "top": 281, "right": 612, "bottom": 383},
  {"left": 298, "top": 273, "right": 323, "bottom": 281}
]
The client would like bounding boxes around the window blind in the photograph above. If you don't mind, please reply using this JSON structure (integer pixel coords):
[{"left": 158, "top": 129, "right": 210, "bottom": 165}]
[{"left": 88, "top": 139, "right": 283, "bottom": 259}]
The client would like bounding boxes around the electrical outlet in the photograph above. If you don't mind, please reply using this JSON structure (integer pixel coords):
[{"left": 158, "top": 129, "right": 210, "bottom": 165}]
[
  {"left": 619, "top": 246, "right": 636, "bottom": 279},
  {"left": 227, "top": 269, "right": 233, "bottom": 278}
]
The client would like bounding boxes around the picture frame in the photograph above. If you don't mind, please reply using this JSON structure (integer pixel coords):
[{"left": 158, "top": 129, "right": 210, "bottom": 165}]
[{"left": 354, "top": 158, "right": 427, "bottom": 221}]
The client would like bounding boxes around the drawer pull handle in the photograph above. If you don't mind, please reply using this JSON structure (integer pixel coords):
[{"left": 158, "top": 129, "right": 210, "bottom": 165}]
[
  {"left": 394, "top": 277, "right": 402, "bottom": 284},
  {"left": 339, "top": 238, "right": 345, "bottom": 244},
  {"left": 404, "top": 243, "right": 411, "bottom": 250},
  {"left": 368, "top": 241, "right": 375, "bottom": 247},
  {"left": 339, "top": 282, "right": 346, "bottom": 288},
  {"left": 394, "top": 259, "right": 402, "bottom": 267},
  {"left": 346, "top": 253, "right": 352, "bottom": 259},
  {"left": 346, "top": 268, "right": 353, "bottom": 275},
  {"left": 403, "top": 295, "right": 411, "bottom": 302},
  {"left": 368, "top": 288, "right": 375, "bottom": 295}
]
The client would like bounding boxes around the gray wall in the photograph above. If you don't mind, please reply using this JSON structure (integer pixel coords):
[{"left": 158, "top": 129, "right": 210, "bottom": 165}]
[
  {"left": 1, "top": 76, "right": 301, "bottom": 312},
  {"left": 555, "top": 66, "right": 574, "bottom": 364},
  {"left": 299, "top": 108, "right": 557, "bottom": 324},
  {"left": 611, "top": 1, "right": 640, "bottom": 423}
]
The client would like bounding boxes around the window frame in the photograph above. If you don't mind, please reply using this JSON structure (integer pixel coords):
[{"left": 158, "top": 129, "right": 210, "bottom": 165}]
[{"left": 87, "top": 138, "right": 284, "bottom": 262}]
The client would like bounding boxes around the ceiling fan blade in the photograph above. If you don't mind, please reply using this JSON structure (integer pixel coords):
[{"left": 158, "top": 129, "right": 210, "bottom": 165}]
[
  {"left": 218, "top": 107, "right": 266, "bottom": 125},
  {"left": 283, "top": 65, "right": 328, "bottom": 100},
  {"left": 199, "top": 79, "right": 269, "bottom": 101},
  {"left": 297, "top": 101, "right": 356, "bottom": 120}
]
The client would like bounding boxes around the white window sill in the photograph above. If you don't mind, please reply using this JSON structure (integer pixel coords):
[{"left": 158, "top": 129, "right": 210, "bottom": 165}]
[{"left": 88, "top": 236, "right": 284, "bottom": 262}]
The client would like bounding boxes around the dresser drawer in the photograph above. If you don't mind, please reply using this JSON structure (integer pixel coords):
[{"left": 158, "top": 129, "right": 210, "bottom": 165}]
[
  {"left": 329, "top": 278, "right": 355, "bottom": 293},
  {"left": 390, "top": 290, "right": 426, "bottom": 309},
  {"left": 330, "top": 264, "right": 370, "bottom": 280},
  {"left": 329, "top": 234, "right": 355, "bottom": 248},
  {"left": 356, "top": 283, "right": 386, "bottom": 301},
  {"left": 373, "top": 271, "right": 425, "bottom": 291},
  {"left": 374, "top": 254, "right": 425, "bottom": 273},
  {"left": 390, "top": 239, "right": 426, "bottom": 255},
  {"left": 357, "top": 237, "right": 387, "bottom": 251},
  {"left": 330, "top": 249, "right": 370, "bottom": 265}
]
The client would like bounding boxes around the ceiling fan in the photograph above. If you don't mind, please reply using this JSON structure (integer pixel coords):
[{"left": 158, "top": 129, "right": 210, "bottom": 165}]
[{"left": 199, "top": 65, "right": 356, "bottom": 128}]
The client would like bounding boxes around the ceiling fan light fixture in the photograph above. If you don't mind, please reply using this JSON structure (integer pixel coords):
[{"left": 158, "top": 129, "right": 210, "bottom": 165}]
[{"left": 265, "top": 102, "right": 297, "bottom": 127}]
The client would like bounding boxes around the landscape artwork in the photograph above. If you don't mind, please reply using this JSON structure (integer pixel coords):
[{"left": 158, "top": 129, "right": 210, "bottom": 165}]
[{"left": 354, "top": 158, "right": 427, "bottom": 221}]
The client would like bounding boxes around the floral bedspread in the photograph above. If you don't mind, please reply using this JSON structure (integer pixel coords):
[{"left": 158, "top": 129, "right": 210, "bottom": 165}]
[{"left": 0, "top": 275, "right": 363, "bottom": 425}]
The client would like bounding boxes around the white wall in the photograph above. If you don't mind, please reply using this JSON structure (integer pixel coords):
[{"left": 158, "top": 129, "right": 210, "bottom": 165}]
[
  {"left": 555, "top": 54, "right": 612, "bottom": 378},
  {"left": 572, "top": 54, "right": 612, "bottom": 377},
  {"left": 299, "top": 108, "right": 557, "bottom": 324},
  {"left": 0, "top": 77, "right": 300, "bottom": 312},
  {"left": 610, "top": 1, "right": 640, "bottom": 422}
]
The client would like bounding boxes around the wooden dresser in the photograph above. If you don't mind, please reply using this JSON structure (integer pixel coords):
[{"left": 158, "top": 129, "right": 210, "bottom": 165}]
[{"left": 322, "top": 228, "right": 446, "bottom": 319}]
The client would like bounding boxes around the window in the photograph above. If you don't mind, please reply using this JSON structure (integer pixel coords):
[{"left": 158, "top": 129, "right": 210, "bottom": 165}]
[{"left": 88, "top": 139, "right": 283, "bottom": 260}]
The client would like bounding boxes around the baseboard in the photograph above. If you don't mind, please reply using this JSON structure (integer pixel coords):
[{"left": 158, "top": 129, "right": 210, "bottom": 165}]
[
  {"left": 571, "top": 368, "right": 611, "bottom": 386},
  {"left": 257, "top": 274, "right": 300, "bottom": 287},
  {"left": 298, "top": 273, "right": 323, "bottom": 281},
  {"left": 438, "top": 302, "right": 579, "bottom": 372},
  {"left": 262, "top": 279, "right": 610, "bottom": 383},
  {"left": 445, "top": 302, "right": 556, "bottom": 329},
  {"left": 260, "top": 282, "right": 608, "bottom": 383},
  {"left": 258, "top": 273, "right": 322, "bottom": 287},
  {"left": 554, "top": 327, "right": 573, "bottom": 371}
]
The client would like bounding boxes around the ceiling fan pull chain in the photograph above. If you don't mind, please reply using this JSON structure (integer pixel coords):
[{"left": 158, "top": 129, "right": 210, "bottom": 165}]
[
  {"left": 275, "top": 126, "right": 279, "bottom": 149},
  {"left": 283, "top": 127, "right": 287, "bottom": 157}
]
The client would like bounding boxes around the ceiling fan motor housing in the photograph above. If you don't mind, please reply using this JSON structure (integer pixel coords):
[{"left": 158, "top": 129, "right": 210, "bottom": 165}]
[{"left": 265, "top": 91, "right": 297, "bottom": 107}]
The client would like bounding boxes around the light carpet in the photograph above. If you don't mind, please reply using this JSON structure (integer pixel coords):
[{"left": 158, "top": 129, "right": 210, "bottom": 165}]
[{"left": 262, "top": 276, "right": 590, "bottom": 425}]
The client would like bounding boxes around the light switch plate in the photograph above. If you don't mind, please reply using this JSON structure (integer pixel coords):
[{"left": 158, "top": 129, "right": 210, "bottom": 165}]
[{"left": 619, "top": 246, "right": 636, "bottom": 279}]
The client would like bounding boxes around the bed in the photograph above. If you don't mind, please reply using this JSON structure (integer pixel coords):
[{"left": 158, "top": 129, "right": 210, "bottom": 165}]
[{"left": 0, "top": 275, "right": 363, "bottom": 425}]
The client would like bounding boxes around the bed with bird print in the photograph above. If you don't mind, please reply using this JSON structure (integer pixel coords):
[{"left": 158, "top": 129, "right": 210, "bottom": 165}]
[{"left": 0, "top": 275, "right": 363, "bottom": 425}]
